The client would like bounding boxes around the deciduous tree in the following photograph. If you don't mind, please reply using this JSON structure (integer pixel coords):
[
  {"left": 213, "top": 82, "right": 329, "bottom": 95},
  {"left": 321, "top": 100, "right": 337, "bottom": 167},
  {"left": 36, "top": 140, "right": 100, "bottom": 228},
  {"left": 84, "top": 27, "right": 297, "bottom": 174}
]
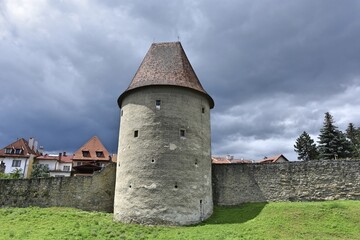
[{"left": 31, "top": 164, "right": 50, "bottom": 178}]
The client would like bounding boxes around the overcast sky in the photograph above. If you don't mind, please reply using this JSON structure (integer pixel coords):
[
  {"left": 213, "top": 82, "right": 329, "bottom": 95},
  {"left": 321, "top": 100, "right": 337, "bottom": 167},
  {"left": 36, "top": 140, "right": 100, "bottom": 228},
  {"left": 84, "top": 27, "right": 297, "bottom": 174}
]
[{"left": 1, "top": 0, "right": 360, "bottom": 160}]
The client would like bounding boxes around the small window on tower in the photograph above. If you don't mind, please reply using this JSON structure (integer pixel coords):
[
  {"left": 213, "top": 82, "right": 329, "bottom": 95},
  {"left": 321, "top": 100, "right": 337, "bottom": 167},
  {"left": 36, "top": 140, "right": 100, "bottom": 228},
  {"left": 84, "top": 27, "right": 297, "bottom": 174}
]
[
  {"left": 121, "top": 110, "right": 123, "bottom": 116},
  {"left": 134, "top": 130, "right": 139, "bottom": 138},
  {"left": 155, "top": 100, "right": 161, "bottom": 109},
  {"left": 180, "top": 129, "right": 186, "bottom": 138},
  {"left": 202, "top": 107, "right": 205, "bottom": 113}
]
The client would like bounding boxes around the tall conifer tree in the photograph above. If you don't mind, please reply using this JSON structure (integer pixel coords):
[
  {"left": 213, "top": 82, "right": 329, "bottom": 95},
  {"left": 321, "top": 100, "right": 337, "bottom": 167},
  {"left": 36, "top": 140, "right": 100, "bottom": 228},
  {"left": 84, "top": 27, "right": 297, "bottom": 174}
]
[
  {"left": 318, "top": 112, "right": 351, "bottom": 159},
  {"left": 346, "top": 123, "right": 360, "bottom": 158},
  {"left": 294, "top": 131, "right": 319, "bottom": 160}
]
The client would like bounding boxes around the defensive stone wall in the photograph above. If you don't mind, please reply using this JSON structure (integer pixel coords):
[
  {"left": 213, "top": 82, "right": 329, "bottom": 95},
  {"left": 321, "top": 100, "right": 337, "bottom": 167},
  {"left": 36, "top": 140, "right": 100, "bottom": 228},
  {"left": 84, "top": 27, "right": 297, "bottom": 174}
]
[
  {"left": 213, "top": 160, "right": 360, "bottom": 205},
  {"left": 1, "top": 160, "right": 359, "bottom": 212},
  {"left": 0, "top": 163, "right": 116, "bottom": 212}
]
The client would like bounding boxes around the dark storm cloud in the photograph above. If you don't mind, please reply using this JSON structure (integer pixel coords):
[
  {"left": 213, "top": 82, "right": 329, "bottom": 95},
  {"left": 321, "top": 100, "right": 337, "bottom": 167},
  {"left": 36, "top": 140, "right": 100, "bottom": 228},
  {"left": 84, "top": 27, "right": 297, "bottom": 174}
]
[
  {"left": 193, "top": 1, "right": 360, "bottom": 104},
  {"left": 1, "top": 0, "right": 360, "bottom": 160}
]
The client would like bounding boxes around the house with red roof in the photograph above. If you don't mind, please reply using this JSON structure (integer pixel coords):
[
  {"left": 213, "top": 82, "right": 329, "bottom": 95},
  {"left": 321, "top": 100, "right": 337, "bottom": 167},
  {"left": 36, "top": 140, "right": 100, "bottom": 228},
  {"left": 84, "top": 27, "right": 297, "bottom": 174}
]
[
  {"left": 0, "top": 137, "right": 40, "bottom": 178},
  {"left": 258, "top": 154, "right": 289, "bottom": 163},
  {"left": 72, "top": 136, "right": 112, "bottom": 176},
  {"left": 35, "top": 152, "right": 73, "bottom": 177}
]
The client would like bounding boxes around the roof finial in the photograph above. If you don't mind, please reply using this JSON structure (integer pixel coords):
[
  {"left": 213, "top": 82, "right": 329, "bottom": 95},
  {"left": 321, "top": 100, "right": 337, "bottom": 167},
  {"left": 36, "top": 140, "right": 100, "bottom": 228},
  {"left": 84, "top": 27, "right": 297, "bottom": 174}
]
[{"left": 177, "top": 35, "right": 180, "bottom": 42}]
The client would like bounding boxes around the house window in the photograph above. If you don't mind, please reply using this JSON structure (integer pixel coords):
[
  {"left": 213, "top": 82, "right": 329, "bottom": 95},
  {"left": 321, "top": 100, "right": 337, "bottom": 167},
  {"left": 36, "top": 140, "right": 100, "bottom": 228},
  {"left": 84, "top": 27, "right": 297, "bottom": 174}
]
[
  {"left": 63, "top": 166, "right": 70, "bottom": 171},
  {"left": 96, "top": 151, "right": 104, "bottom": 157},
  {"left": 82, "top": 151, "right": 90, "bottom": 157},
  {"left": 12, "top": 160, "right": 21, "bottom": 167},
  {"left": 155, "top": 100, "right": 161, "bottom": 109},
  {"left": 76, "top": 162, "right": 82, "bottom": 166},
  {"left": 180, "top": 129, "right": 186, "bottom": 138},
  {"left": 15, "top": 149, "right": 22, "bottom": 154},
  {"left": 5, "top": 148, "right": 12, "bottom": 154},
  {"left": 134, "top": 130, "right": 139, "bottom": 138}
]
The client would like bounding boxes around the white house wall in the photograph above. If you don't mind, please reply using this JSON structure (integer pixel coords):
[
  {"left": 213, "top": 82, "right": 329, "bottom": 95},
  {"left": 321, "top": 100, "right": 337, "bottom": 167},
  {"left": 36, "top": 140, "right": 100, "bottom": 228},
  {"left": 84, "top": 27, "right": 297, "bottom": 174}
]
[
  {"left": 57, "top": 162, "right": 72, "bottom": 171},
  {"left": 1, "top": 157, "right": 28, "bottom": 176},
  {"left": 35, "top": 160, "right": 57, "bottom": 171}
]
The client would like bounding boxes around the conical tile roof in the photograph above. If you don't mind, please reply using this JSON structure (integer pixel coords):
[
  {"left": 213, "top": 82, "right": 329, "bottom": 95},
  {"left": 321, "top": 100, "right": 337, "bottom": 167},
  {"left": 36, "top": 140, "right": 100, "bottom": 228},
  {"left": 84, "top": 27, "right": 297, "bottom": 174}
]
[{"left": 118, "top": 42, "right": 214, "bottom": 108}]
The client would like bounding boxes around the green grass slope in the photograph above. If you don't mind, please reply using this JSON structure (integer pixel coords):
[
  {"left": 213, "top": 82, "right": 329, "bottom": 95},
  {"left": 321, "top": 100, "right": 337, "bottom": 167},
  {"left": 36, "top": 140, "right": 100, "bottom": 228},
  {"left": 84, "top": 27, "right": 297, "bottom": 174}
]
[{"left": 0, "top": 201, "right": 359, "bottom": 240}]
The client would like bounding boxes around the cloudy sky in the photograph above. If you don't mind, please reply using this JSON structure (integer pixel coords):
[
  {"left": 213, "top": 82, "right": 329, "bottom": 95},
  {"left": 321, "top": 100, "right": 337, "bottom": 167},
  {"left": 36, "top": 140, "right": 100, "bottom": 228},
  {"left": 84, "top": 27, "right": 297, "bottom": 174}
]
[{"left": 1, "top": 0, "right": 360, "bottom": 160}]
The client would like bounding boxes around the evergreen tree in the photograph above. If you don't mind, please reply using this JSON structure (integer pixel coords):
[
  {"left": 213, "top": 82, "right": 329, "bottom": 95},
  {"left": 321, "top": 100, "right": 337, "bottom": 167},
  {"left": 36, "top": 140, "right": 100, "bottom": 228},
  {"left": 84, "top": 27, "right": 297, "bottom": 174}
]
[
  {"left": 336, "top": 130, "right": 352, "bottom": 158},
  {"left": 318, "top": 112, "right": 351, "bottom": 159},
  {"left": 294, "top": 131, "right": 319, "bottom": 160},
  {"left": 346, "top": 123, "right": 360, "bottom": 158}
]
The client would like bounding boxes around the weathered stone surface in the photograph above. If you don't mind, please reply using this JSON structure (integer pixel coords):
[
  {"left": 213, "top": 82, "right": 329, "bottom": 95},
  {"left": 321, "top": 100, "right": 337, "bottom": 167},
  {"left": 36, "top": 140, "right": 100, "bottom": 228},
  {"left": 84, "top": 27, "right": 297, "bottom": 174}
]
[
  {"left": 1, "top": 160, "right": 359, "bottom": 217},
  {"left": 213, "top": 160, "right": 360, "bottom": 205},
  {"left": 0, "top": 163, "right": 116, "bottom": 212},
  {"left": 114, "top": 86, "right": 213, "bottom": 225}
]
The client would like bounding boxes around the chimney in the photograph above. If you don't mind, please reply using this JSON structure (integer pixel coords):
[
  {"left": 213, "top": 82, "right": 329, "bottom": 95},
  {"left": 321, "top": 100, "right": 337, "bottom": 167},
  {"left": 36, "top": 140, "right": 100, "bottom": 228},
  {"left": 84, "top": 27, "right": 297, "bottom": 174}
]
[
  {"left": 28, "top": 137, "right": 34, "bottom": 150},
  {"left": 59, "top": 152, "right": 62, "bottom": 161},
  {"left": 226, "top": 154, "right": 234, "bottom": 160},
  {"left": 63, "top": 152, "right": 66, "bottom": 157},
  {"left": 39, "top": 146, "right": 44, "bottom": 155},
  {"left": 34, "top": 140, "right": 38, "bottom": 152}
]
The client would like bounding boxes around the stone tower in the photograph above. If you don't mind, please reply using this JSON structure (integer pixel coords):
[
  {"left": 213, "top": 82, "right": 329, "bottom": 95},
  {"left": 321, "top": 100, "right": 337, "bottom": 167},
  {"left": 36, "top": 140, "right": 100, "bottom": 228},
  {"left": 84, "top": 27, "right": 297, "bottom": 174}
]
[{"left": 114, "top": 42, "right": 214, "bottom": 225}]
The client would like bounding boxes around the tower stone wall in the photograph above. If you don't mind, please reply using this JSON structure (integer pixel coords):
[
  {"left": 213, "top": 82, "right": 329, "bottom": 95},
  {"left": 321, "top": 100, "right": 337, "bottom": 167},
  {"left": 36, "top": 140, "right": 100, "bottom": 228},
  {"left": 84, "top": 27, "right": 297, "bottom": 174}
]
[{"left": 114, "top": 86, "right": 212, "bottom": 225}]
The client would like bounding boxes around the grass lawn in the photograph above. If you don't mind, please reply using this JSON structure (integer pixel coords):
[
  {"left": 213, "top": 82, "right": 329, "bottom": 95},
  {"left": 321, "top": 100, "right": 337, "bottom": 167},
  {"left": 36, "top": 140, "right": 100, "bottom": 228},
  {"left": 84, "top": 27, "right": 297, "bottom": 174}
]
[{"left": 0, "top": 201, "right": 359, "bottom": 240}]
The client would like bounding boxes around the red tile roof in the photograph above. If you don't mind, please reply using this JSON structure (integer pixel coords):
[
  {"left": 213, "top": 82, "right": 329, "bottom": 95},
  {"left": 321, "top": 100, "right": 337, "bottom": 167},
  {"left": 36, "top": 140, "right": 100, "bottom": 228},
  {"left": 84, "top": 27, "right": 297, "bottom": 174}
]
[
  {"left": 212, "top": 157, "right": 231, "bottom": 164},
  {"left": 0, "top": 138, "right": 39, "bottom": 158},
  {"left": 118, "top": 42, "right": 214, "bottom": 108},
  {"left": 36, "top": 154, "right": 58, "bottom": 161},
  {"left": 60, "top": 155, "right": 73, "bottom": 163},
  {"left": 258, "top": 154, "right": 289, "bottom": 163},
  {"left": 212, "top": 156, "right": 252, "bottom": 164},
  {"left": 72, "top": 136, "right": 110, "bottom": 162},
  {"left": 36, "top": 153, "right": 73, "bottom": 163}
]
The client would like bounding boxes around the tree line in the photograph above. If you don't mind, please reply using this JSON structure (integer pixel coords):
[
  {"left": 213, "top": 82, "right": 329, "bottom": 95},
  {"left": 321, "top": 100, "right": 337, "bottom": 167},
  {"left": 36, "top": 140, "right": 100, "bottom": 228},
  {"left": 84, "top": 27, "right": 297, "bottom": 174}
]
[{"left": 294, "top": 112, "right": 360, "bottom": 160}]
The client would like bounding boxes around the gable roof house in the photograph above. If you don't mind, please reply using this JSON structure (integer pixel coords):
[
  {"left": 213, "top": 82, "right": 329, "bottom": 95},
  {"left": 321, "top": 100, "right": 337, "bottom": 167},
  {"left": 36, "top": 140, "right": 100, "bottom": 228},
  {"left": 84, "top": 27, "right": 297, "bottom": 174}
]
[
  {"left": 35, "top": 152, "right": 73, "bottom": 177},
  {"left": 258, "top": 154, "right": 289, "bottom": 164},
  {"left": 72, "top": 136, "right": 111, "bottom": 176},
  {"left": 0, "top": 137, "right": 40, "bottom": 178}
]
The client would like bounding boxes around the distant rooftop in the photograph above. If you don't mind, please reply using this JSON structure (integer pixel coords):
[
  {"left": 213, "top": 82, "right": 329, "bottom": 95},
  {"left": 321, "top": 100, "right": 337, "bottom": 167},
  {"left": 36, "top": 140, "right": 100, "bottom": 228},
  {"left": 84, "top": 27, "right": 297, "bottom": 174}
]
[
  {"left": 72, "top": 136, "right": 110, "bottom": 162},
  {"left": 212, "top": 156, "right": 252, "bottom": 164},
  {"left": 118, "top": 42, "right": 214, "bottom": 108}
]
